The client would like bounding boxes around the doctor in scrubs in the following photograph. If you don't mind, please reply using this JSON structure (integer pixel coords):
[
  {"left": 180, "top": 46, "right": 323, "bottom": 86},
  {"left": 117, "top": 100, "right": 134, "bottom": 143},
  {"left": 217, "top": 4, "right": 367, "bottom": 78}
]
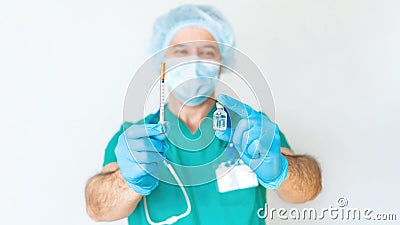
[{"left": 85, "top": 4, "right": 322, "bottom": 225}]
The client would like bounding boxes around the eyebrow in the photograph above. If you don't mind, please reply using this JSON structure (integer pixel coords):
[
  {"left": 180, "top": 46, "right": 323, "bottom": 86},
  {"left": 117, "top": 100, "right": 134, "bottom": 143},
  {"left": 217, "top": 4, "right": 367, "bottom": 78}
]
[
  {"left": 170, "top": 43, "right": 219, "bottom": 52},
  {"left": 201, "top": 45, "right": 218, "bottom": 51},
  {"left": 171, "top": 44, "right": 187, "bottom": 48}
]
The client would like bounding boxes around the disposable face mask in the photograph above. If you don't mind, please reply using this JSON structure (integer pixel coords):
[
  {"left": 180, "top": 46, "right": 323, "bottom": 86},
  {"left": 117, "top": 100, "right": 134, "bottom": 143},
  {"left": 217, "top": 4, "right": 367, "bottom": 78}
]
[{"left": 165, "top": 56, "right": 220, "bottom": 106}]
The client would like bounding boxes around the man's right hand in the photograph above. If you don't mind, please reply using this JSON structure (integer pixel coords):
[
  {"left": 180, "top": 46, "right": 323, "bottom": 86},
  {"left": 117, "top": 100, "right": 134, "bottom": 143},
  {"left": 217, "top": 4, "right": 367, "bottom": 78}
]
[{"left": 115, "top": 123, "right": 169, "bottom": 196}]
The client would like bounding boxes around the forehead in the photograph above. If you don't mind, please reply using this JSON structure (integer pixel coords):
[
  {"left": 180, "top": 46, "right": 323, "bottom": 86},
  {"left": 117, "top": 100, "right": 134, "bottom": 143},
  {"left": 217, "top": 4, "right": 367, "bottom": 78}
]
[{"left": 169, "top": 27, "right": 217, "bottom": 45}]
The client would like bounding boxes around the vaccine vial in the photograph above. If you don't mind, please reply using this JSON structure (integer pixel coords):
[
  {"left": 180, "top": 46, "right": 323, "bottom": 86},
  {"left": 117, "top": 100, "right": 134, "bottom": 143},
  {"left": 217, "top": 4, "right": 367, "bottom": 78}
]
[{"left": 213, "top": 102, "right": 227, "bottom": 131}]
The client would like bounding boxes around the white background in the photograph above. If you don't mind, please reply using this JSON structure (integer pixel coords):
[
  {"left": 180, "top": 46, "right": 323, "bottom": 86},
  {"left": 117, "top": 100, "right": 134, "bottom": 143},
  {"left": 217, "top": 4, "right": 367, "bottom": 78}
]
[{"left": 1, "top": 0, "right": 399, "bottom": 224}]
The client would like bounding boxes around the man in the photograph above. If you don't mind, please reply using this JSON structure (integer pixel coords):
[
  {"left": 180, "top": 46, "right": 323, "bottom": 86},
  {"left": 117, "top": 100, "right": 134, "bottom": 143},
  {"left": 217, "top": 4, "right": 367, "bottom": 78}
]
[{"left": 85, "top": 4, "right": 321, "bottom": 225}]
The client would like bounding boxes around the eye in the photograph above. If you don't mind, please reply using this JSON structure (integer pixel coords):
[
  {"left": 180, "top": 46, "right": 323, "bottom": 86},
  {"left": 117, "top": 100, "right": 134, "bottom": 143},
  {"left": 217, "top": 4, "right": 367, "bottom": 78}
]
[
  {"left": 174, "top": 49, "right": 188, "bottom": 54},
  {"left": 199, "top": 50, "right": 216, "bottom": 58},
  {"left": 170, "top": 48, "right": 189, "bottom": 57}
]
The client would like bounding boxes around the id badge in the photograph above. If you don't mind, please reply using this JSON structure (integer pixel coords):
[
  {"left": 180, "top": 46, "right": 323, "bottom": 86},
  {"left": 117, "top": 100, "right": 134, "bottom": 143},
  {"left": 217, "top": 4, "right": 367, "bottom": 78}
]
[{"left": 215, "top": 161, "right": 259, "bottom": 193}]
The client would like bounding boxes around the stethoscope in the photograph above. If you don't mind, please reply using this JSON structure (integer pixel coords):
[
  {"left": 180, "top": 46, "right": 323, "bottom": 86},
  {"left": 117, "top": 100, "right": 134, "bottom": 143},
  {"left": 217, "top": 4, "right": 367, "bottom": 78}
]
[{"left": 143, "top": 107, "right": 231, "bottom": 225}]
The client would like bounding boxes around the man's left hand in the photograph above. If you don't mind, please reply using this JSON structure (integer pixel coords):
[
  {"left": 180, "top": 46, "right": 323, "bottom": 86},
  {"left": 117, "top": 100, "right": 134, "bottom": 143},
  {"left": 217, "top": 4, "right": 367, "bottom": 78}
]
[{"left": 215, "top": 94, "right": 288, "bottom": 189}]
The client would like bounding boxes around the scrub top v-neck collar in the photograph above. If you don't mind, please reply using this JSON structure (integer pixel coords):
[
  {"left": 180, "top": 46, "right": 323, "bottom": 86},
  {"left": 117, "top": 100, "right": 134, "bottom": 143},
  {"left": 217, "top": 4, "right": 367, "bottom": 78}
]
[{"left": 164, "top": 103, "right": 217, "bottom": 141}]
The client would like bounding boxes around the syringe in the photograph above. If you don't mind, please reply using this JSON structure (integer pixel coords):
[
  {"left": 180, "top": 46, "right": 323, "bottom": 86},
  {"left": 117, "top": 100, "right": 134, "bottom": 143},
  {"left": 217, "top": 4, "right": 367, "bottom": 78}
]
[{"left": 159, "top": 62, "right": 166, "bottom": 125}]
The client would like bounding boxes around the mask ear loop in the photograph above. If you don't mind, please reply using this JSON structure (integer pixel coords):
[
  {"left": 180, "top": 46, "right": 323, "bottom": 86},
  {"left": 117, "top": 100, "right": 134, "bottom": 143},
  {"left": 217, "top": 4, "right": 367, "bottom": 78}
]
[{"left": 144, "top": 161, "right": 192, "bottom": 225}]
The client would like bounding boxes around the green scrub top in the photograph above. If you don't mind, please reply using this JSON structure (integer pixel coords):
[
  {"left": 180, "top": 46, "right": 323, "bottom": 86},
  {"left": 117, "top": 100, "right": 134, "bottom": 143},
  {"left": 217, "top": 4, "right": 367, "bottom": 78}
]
[{"left": 103, "top": 105, "right": 291, "bottom": 225}]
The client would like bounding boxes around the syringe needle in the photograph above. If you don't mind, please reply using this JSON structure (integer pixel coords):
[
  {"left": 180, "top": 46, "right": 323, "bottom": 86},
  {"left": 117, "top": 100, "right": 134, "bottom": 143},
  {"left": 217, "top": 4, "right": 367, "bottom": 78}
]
[{"left": 159, "top": 62, "right": 166, "bottom": 125}]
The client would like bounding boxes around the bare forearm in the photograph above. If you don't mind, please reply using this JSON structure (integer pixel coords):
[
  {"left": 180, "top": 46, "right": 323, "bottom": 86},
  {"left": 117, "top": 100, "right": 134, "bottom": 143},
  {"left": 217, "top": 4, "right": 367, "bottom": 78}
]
[
  {"left": 277, "top": 154, "right": 322, "bottom": 203},
  {"left": 85, "top": 163, "right": 142, "bottom": 221}
]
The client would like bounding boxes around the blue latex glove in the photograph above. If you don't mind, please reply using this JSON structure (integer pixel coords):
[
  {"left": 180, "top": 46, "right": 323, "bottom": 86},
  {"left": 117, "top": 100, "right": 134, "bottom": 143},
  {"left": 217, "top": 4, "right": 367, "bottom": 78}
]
[
  {"left": 215, "top": 94, "right": 288, "bottom": 189},
  {"left": 115, "top": 123, "right": 169, "bottom": 195}
]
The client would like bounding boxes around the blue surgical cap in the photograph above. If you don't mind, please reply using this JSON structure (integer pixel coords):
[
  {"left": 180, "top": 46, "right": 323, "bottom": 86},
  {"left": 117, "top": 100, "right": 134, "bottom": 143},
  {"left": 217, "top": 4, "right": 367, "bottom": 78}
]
[{"left": 148, "top": 4, "right": 236, "bottom": 63}]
